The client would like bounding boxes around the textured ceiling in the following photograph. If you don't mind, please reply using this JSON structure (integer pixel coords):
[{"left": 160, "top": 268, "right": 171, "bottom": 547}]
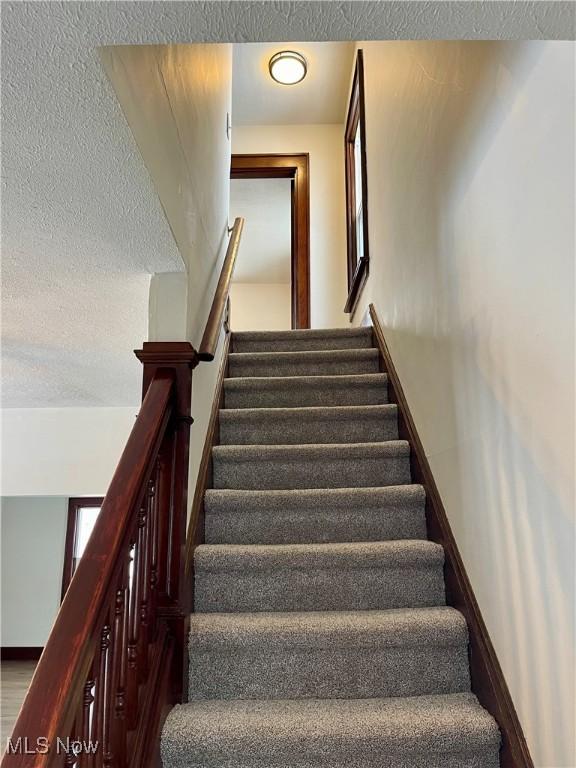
[
  {"left": 2, "top": 1, "right": 572, "bottom": 408},
  {"left": 231, "top": 179, "right": 292, "bottom": 283},
  {"left": 1, "top": 4, "right": 185, "bottom": 407},
  {"left": 232, "top": 42, "right": 354, "bottom": 125}
]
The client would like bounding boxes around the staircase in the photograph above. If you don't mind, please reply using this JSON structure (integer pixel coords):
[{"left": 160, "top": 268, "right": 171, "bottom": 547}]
[{"left": 161, "top": 326, "right": 501, "bottom": 768}]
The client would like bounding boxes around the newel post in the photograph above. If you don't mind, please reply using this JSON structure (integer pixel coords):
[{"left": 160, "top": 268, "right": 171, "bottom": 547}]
[{"left": 134, "top": 342, "right": 199, "bottom": 702}]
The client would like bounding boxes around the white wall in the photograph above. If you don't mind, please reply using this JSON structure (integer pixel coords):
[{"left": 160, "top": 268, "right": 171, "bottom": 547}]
[
  {"left": 101, "top": 43, "right": 233, "bottom": 346},
  {"left": 148, "top": 272, "right": 188, "bottom": 342},
  {"left": 1, "top": 407, "right": 131, "bottom": 647},
  {"left": 354, "top": 41, "right": 575, "bottom": 768},
  {"left": 1, "top": 496, "right": 68, "bottom": 646},
  {"left": 230, "top": 178, "right": 292, "bottom": 283},
  {"left": 232, "top": 125, "right": 348, "bottom": 329},
  {"left": 1, "top": 407, "right": 136, "bottom": 497},
  {"left": 230, "top": 283, "right": 291, "bottom": 331},
  {"left": 102, "top": 43, "right": 234, "bottom": 516}
]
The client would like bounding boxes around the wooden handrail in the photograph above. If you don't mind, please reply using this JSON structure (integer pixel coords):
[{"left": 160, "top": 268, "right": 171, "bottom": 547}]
[
  {"left": 3, "top": 368, "right": 182, "bottom": 767},
  {"left": 198, "top": 217, "right": 244, "bottom": 362}
]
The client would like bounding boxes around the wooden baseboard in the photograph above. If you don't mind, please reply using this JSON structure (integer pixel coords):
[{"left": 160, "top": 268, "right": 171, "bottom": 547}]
[
  {"left": 369, "top": 304, "right": 533, "bottom": 768},
  {"left": 1, "top": 647, "right": 43, "bottom": 661}
]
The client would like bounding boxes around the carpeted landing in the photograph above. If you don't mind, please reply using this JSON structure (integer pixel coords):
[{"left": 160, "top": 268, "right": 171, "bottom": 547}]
[{"left": 161, "top": 327, "right": 501, "bottom": 768}]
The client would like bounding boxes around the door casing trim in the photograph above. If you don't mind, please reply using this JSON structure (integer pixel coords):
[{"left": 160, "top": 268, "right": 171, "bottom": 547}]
[{"left": 231, "top": 153, "right": 311, "bottom": 329}]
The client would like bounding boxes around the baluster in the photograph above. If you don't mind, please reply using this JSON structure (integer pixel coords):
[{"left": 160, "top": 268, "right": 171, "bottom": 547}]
[
  {"left": 165, "top": 433, "right": 180, "bottom": 601},
  {"left": 134, "top": 499, "right": 148, "bottom": 686},
  {"left": 91, "top": 625, "right": 109, "bottom": 768},
  {"left": 108, "top": 564, "right": 128, "bottom": 767},
  {"left": 65, "top": 715, "right": 80, "bottom": 768},
  {"left": 93, "top": 622, "right": 111, "bottom": 768},
  {"left": 155, "top": 434, "right": 174, "bottom": 600},
  {"left": 148, "top": 460, "right": 161, "bottom": 642},
  {"left": 120, "top": 559, "right": 130, "bottom": 736},
  {"left": 137, "top": 478, "right": 154, "bottom": 681},
  {"left": 80, "top": 674, "right": 95, "bottom": 768},
  {"left": 125, "top": 540, "right": 139, "bottom": 732}
]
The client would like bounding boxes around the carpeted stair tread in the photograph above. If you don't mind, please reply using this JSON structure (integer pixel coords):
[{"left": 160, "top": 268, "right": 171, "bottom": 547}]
[
  {"left": 219, "top": 404, "right": 399, "bottom": 445},
  {"left": 228, "top": 348, "right": 380, "bottom": 378},
  {"left": 212, "top": 440, "right": 411, "bottom": 490},
  {"left": 189, "top": 606, "right": 467, "bottom": 648},
  {"left": 194, "top": 540, "right": 445, "bottom": 612},
  {"left": 195, "top": 539, "right": 444, "bottom": 571},
  {"left": 161, "top": 693, "right": 501, "bottom": 768},
  {"left": 187, "top": 607, "right": 470, "bottom": 701},
  {"left": 204, "top": 485, "right": 426, "bottom": 544},
  {"left": 224, "top": 373, "right": 389, "bottom": 409},
  {"left": 232, "top": 327, "right": 373, "bottom": 353}
]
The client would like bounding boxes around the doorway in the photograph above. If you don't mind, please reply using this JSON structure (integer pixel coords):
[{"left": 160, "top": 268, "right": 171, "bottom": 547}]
[{"left": 230, "top": 154, "right": 311, "bottom": 329}]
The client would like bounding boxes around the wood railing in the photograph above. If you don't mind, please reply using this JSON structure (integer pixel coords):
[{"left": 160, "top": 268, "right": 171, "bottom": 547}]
[
  {"left": 3, "top": 220, "right": 244, "bottom": 768},
  {"left": 198, "top": 217, "right": 244, "bottom": 361}
]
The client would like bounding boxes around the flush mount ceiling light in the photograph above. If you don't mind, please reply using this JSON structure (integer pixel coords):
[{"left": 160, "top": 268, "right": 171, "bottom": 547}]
[{"left": 269, "top": 51, "right": 308, "bottom": 85}]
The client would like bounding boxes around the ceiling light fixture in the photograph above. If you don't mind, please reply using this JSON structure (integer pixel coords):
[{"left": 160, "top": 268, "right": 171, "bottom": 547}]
[{"left": 269, "top": 51, "right": 308, "bottom": 85}]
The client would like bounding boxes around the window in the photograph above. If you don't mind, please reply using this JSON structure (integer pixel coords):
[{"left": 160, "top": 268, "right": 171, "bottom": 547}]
[
  {"left": 344, "top": 49, "right": 370, "bottom": 316},
  {"left": 61, "top": 497, "right": 103, "bottom": 600}
]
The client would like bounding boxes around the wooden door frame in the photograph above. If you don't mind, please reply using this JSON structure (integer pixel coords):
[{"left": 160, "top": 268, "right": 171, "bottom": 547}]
[{"left": 231, "top": 153, "right": 310, "bottom": 329}]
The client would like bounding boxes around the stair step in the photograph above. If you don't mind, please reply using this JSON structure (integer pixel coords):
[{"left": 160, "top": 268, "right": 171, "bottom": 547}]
[
  {"left": 212, "top": 441, "right": 411, "bottom": 490},
  {"left": 228, "top": 348, "right": 380, "bottom": 378},
  {"left": 194, "top": 540, "right": 445, "bottom": 613},
  {"left": 161, "top": 693, "right": 501, "bottom": 768},
  {"left": 188, "top": 607, "right": 470, "bottom": 701},
  {"left": 231, "top": 327, "right": 373, "bottom": 353},
  {"left": 204, "top": 485, "right": 426, "bottom": 545},
  {"left": 219, "top": 404, "right": 398, "bottom": 445},
  {"left": 223, "top": 373, "right": 389, "bottom": 409}
]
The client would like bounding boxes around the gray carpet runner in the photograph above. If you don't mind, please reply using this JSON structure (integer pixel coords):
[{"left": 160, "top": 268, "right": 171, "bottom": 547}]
[{"left": 162, "top": 327, "right": 501, "bottom": 768}]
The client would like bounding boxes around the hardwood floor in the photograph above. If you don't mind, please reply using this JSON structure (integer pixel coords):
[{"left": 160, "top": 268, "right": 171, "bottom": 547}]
[{"left": 1, "top": 661, "right": 36, "bottom": 748}]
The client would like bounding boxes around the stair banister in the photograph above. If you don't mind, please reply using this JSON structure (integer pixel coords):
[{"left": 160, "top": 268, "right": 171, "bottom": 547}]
[
  {"left": 3, "top": 369, "right": 182, "bottom": 767},
  {"left": 3, "top": 219, "right": 245, "bottom": 768},
  {"left": 198, "top": 217, "right": 244, "bottom": 361}
]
